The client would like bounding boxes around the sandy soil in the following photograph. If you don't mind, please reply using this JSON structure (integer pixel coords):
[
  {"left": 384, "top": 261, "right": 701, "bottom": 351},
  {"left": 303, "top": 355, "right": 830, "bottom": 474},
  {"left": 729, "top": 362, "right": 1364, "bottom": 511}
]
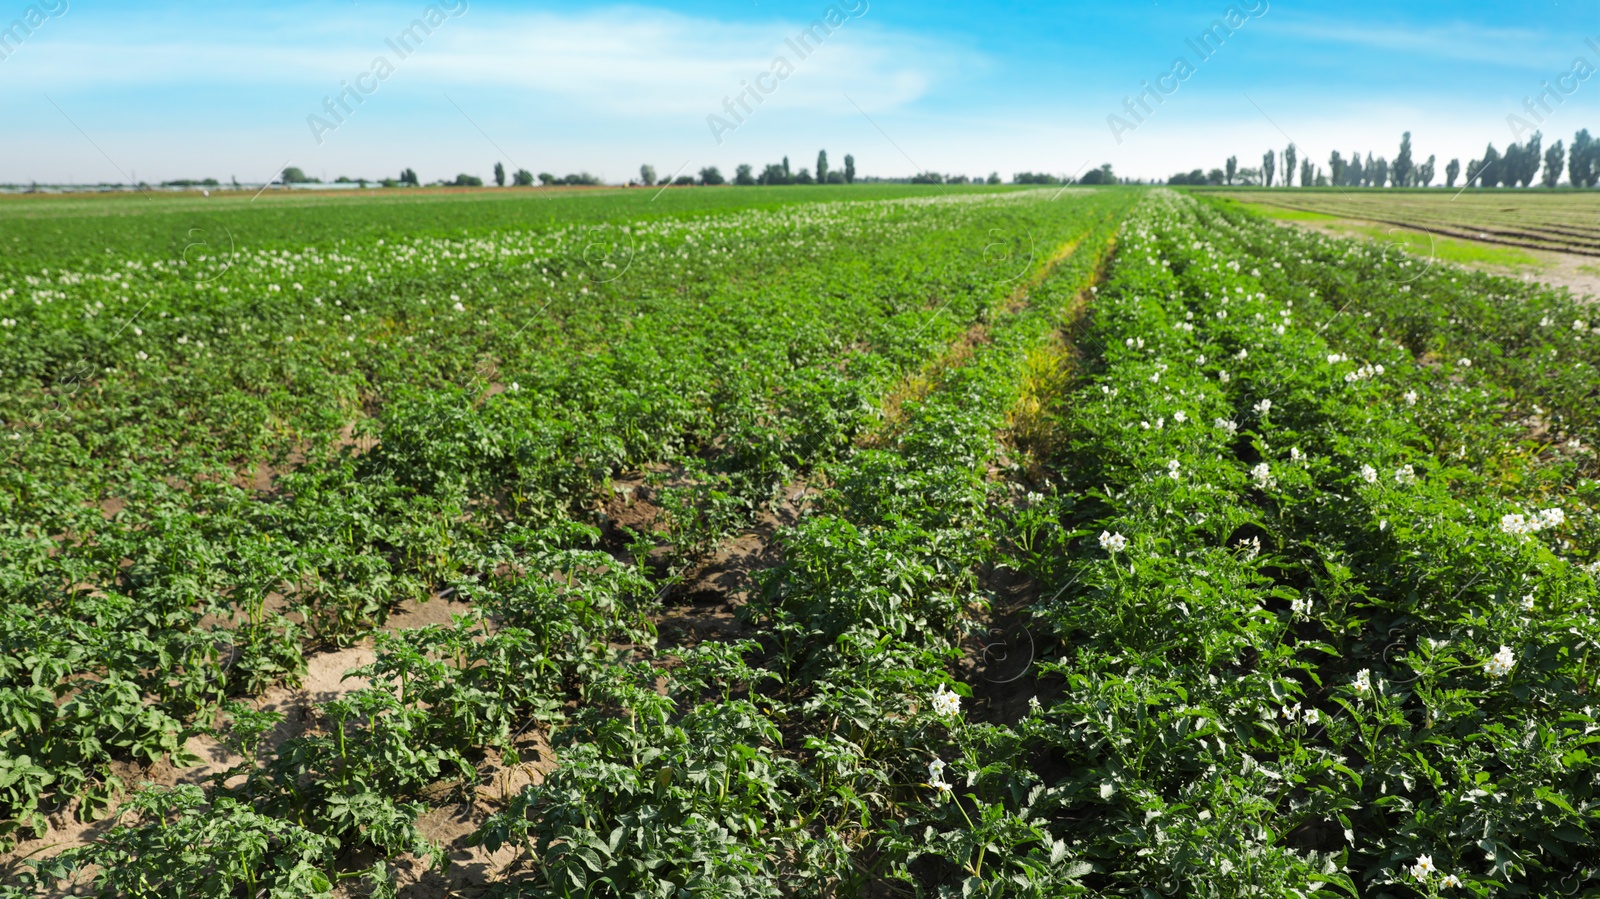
[
  {"left": 7, "top": 462, "right": 805, "bottom": 894},
  {"left": 0, "top": 592, "right": 481, "bottom": 893}
]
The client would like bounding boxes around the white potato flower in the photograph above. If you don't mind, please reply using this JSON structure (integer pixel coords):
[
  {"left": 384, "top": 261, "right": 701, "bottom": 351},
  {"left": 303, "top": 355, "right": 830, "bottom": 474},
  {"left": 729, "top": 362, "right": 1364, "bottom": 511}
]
[{"left": 1484, "top": 646, "right": 1514, "bottom": 679}]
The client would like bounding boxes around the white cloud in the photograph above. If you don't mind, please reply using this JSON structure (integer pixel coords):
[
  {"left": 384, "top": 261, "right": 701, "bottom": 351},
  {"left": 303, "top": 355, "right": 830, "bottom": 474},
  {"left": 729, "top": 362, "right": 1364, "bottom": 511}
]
[
  {"left": 1258, "top": 17, "right": 1565, "bottom": 70},
  {"left": 421, "top": 10, "right": 938, "bottom": 117},
  {"left": 16, "top": 4, "right": 951, "bottom": 119}
]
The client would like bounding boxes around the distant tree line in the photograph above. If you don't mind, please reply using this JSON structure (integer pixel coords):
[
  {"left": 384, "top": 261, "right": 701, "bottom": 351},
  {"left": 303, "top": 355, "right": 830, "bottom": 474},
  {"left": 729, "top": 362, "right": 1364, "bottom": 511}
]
[
  {"left": 1014, "top": 163, "right": 1121, "bottom": 186},
  {"left": 635, "top": 151, "right": 859, "bottom": 187},
  {"left": 196, "top": 153, "right": 1136, "bottom": 192},
  {"left": 362, "top": 167, "right": 598, "bottom": 188},
  {"left": 1173, "top": 129, "right": 1600, "bottom": 189}
]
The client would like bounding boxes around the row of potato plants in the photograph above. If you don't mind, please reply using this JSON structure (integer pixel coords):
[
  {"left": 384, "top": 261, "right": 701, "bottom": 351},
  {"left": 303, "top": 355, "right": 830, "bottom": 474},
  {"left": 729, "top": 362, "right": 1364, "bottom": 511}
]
[
  {"left": 0, "top": 190, "right": 1136, "bottom": 895},
  {"left": 1005, "top": 190, "right": 1600, "bottom": 895}
]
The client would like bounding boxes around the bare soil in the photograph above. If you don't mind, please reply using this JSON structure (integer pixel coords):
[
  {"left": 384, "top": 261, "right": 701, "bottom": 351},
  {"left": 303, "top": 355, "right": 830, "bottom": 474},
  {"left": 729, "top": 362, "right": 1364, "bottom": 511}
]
[
  {"left": 656, "top": 479, "right": 818, "bottom": 651},
  {"left": 0, "top": 592, "right": 478, "bottom": 892},
  {"left": 388, "top": 731, "right": 555, "bottom": 898}
]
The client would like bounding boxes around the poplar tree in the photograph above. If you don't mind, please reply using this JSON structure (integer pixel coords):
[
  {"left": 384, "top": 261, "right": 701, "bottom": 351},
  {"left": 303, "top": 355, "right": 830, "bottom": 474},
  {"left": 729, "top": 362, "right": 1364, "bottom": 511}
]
[
  {"left": 1521, "top": 132, "right": 1542, "bottom": 187},
  {"left": 1569, "top": 130, "right": 1593, "bottom": 188},
  {"left": 1479, "top": 144, "right": 1502, "bottom": 187},
  {"left": 1392, "top": 132, "right": 1413, "bottom": 187},
  {"left": 1544, "top": 140, "right": 1566, "bottom": 187},
  {"left": 1416, "top": 155, "right": 1435, "bottom": 188}
]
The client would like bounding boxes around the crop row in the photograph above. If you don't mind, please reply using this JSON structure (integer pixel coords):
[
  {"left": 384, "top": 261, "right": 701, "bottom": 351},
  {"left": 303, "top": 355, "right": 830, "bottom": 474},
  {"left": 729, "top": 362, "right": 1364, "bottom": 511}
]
[{"left": 1006, "top": 190, "right": 1600, "bottom": 894}]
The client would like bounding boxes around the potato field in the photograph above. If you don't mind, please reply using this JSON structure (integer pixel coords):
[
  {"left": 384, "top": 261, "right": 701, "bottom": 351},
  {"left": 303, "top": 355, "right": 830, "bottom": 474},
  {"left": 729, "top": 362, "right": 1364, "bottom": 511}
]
[{"left": 3, "top": 185, "right": 1600, "bottom": 897}]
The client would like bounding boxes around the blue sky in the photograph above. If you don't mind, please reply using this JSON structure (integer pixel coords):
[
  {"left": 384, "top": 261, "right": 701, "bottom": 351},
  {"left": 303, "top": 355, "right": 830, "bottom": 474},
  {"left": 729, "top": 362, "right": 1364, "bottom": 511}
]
[{"left": 3, "top": 0, "right": 1600, "bottom": 184}]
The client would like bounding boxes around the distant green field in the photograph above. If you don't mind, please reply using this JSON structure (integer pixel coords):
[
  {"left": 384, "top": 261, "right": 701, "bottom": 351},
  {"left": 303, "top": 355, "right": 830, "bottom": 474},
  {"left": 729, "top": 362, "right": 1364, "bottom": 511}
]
[
  {"left": 1342, "top": 223, "right": 1540, "bottom": 267},
  {"left": 1246, "top": 205, "right": 1339, "bottom": 222},
  {"left": 1203, "top": 187, "right": 1600, "bottom": 257},
  {"left": 1235, "top": 204, "right": 1542, "bottom": 268},
  {"left": 0, "top": 183, "right": 1018, "bottom": 268}
]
